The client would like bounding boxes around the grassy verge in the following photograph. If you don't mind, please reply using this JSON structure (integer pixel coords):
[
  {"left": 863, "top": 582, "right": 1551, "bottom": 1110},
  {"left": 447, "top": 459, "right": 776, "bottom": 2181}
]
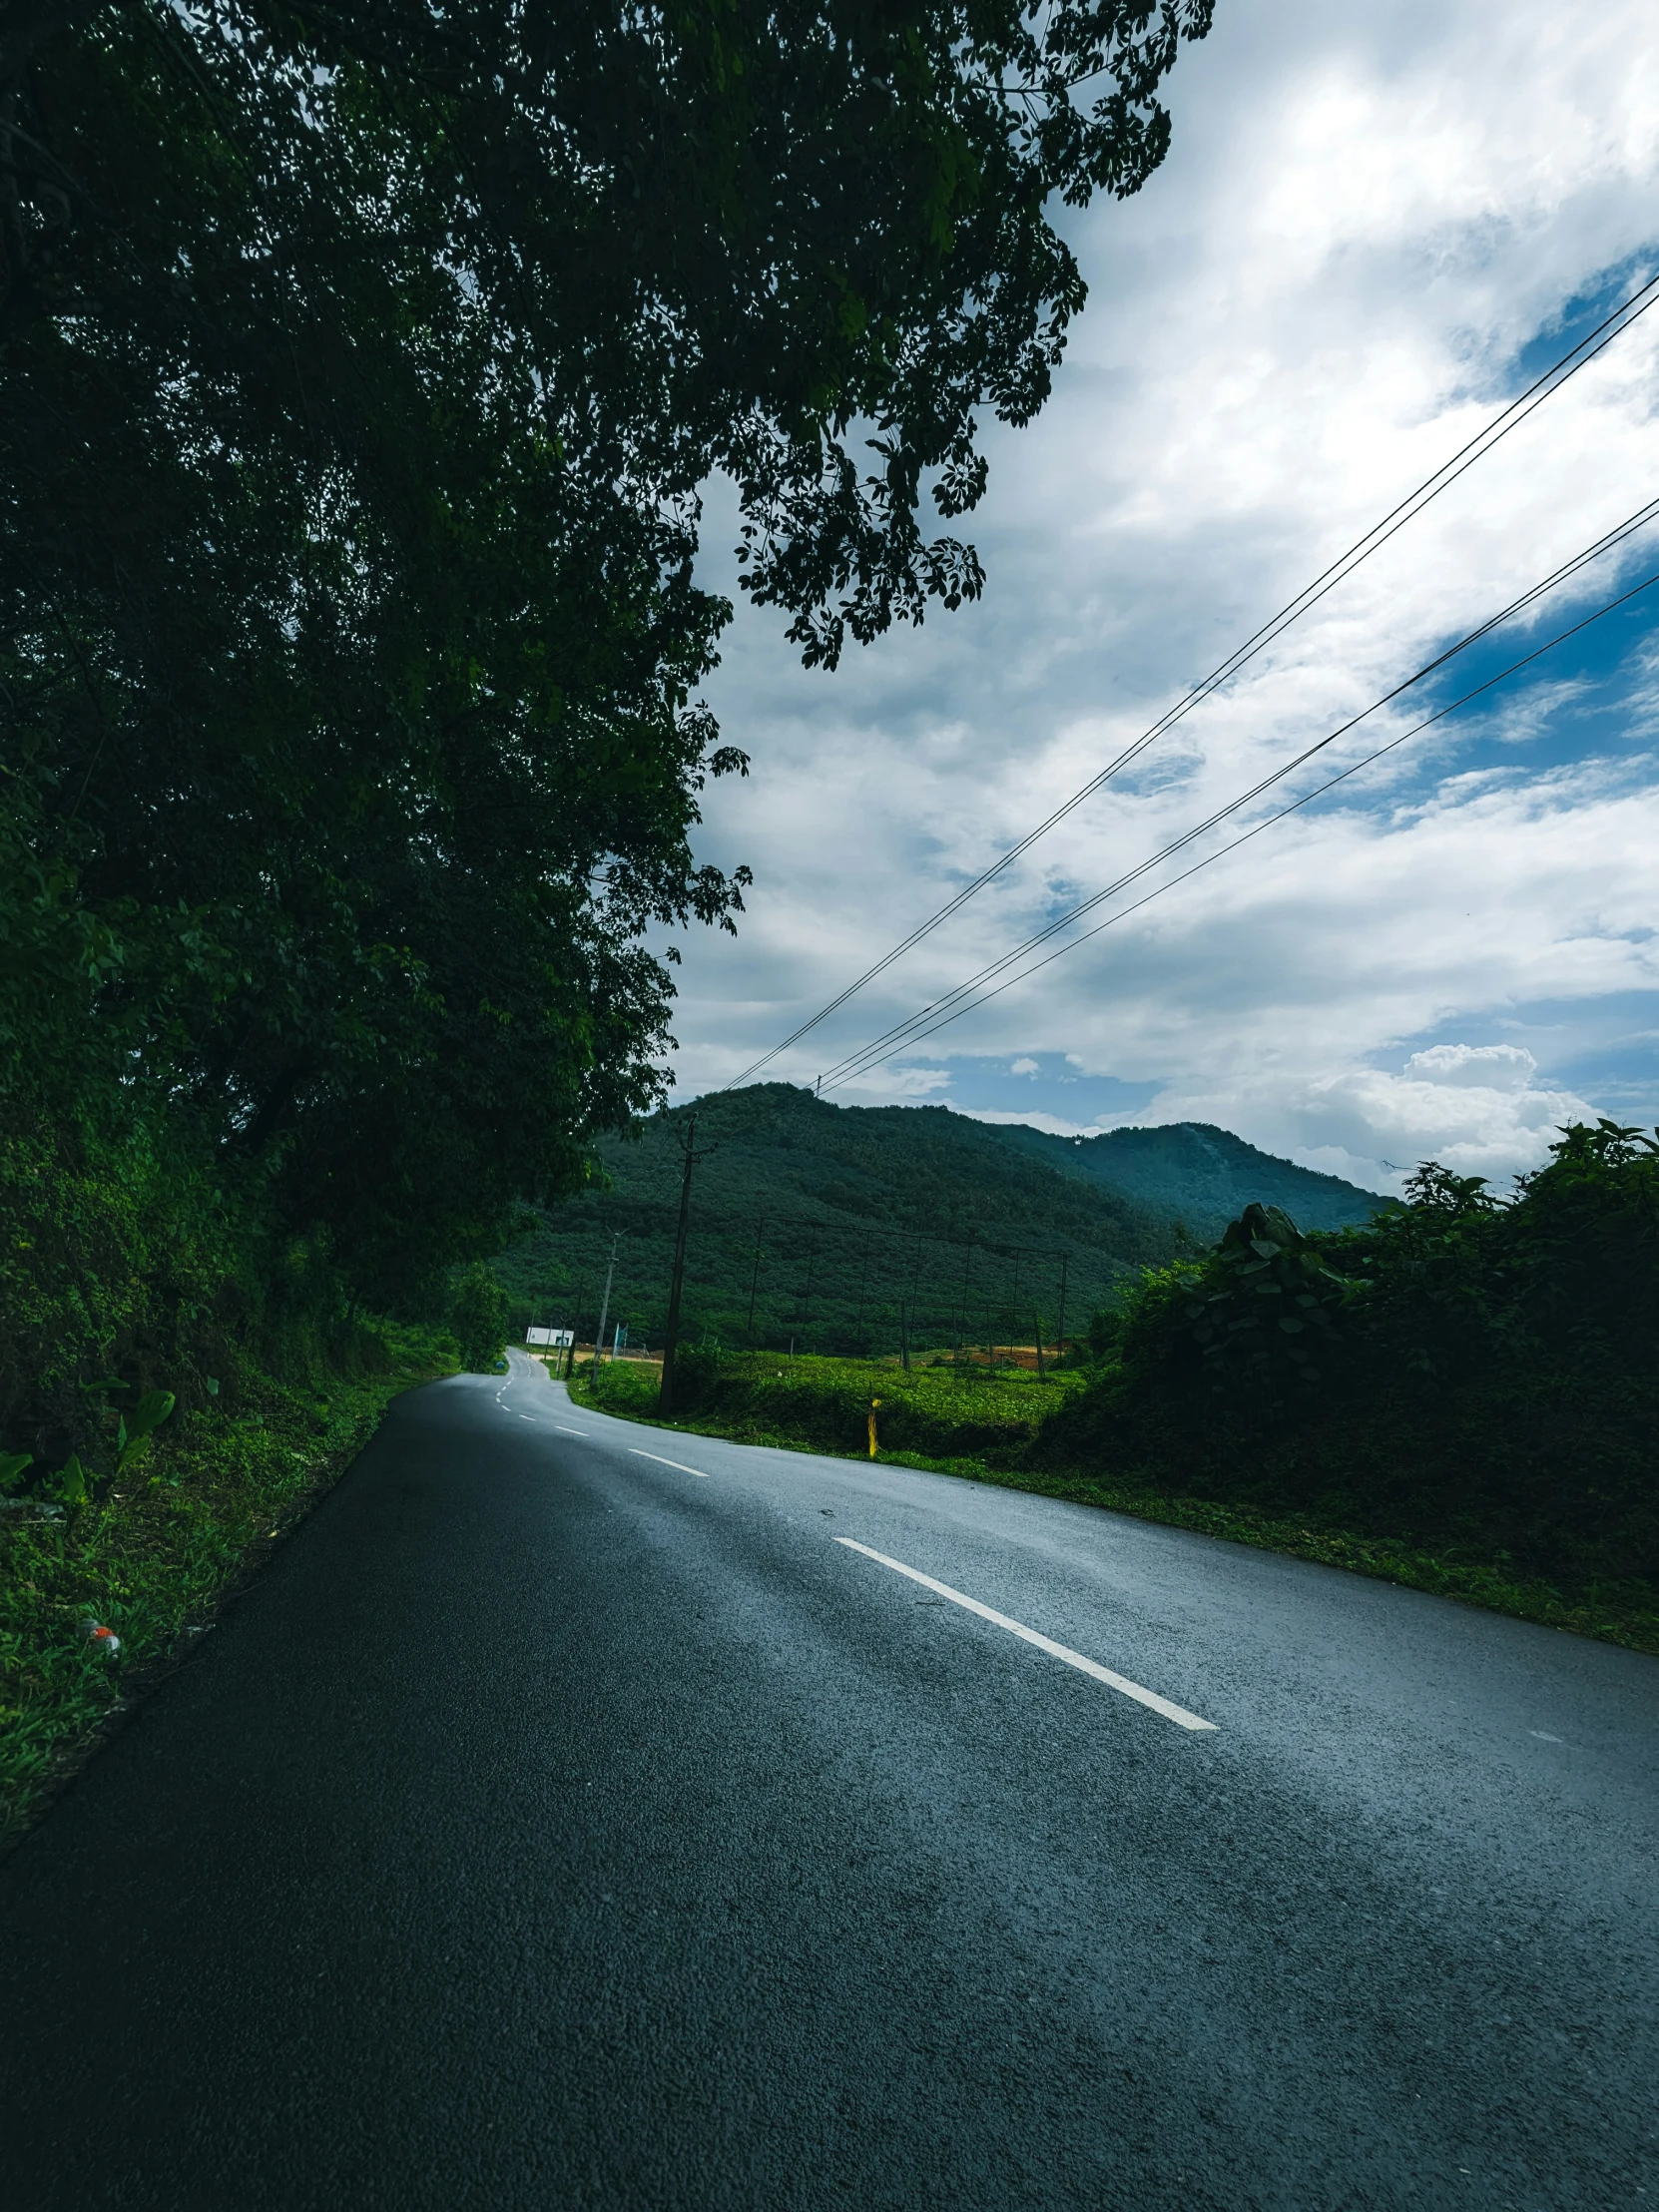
[
  {"left": 564, "top": 1354, "right": 1659, "bottom": 1658},
  {"left": 0, "top": 1328, "right": 453, "bottom": 1846},
  {"left": 568, "top": 1350, "right": 1086, "bottom": 1460}
]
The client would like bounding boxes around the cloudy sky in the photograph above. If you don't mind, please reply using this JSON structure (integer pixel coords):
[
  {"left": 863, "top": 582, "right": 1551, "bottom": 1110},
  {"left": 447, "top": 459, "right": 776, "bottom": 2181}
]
[{"left": 664, "top": 0, "right": 1659, "bottom": 1195}]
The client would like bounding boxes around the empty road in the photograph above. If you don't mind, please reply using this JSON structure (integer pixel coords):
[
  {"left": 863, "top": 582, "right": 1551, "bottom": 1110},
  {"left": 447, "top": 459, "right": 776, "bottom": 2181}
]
[{"left": 2, "top": 1353, "right": 1654, "bottom": 2209}]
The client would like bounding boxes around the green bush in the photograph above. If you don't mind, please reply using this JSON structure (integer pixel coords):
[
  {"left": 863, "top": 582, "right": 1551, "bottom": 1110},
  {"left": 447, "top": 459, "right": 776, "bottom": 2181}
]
[
  {"left": 1030, "top": 1123, "right": 1659, "bottom": 1597},
  {"left": 450, "top": 1265, "right": 510, "bottom": 1374}
]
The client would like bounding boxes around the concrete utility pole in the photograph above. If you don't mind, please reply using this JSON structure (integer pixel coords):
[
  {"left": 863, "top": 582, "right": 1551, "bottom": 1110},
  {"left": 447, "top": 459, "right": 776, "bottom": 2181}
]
[
  {"left": 593, "top": 1237, "right": 619, "bottom": 1382},
  {"left": 799, "top": 1231, "right": 819, "bottom": 1348},
  {"left": 1056, "top": 1250, "right": 1069, "bottom": 1366},
  {"left": 747, "top": 1215, "right": 765, "bottom": 1348},
  {"left": 657, "top": 1119, "right": 698, "bottom": 1415}
]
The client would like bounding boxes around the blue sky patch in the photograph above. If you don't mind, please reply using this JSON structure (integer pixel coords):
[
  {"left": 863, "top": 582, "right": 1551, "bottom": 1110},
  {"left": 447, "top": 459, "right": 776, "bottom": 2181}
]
[{"left": 895, "top": 1052, "right": 1162, "bottom": 1128}]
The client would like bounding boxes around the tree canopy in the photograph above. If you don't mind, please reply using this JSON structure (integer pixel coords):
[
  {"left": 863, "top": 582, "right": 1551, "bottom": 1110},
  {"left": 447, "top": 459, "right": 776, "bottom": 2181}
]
[{"left": 0, "top": 0, "right": 1211, "bottom": 1306}]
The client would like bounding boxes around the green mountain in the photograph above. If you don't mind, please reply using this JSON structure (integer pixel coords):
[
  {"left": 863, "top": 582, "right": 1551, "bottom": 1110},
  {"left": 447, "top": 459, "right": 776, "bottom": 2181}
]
[
  {"left": 494, "top": 1084, "right": 1382, "bottom": 1359},
  {"left": 984, "top": 1119, "right": 1382, "bottom": 1239}
]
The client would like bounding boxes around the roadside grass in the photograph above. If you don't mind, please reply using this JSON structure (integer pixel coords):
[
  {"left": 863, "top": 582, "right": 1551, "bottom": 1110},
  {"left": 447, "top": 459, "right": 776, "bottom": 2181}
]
[
  {"left": 567, "top": 1349, "right": 1086, "bottom": 1460},
  {"left": 0, "top": 1329, "right": 453, "bottom": 1846},
  {"left": 562, "top": 1353, "right": 1659, "bottom": 1659}
]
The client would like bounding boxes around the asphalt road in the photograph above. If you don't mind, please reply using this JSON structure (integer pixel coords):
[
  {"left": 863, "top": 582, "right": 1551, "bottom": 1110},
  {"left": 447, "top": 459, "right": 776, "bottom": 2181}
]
[{"left": 2, "top": 1354, "right": 1655, "bottom": 2210}]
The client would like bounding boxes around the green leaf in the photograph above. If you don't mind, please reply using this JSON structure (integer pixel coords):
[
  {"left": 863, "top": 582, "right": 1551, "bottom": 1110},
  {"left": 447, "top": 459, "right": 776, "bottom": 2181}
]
[
  {"left": 47, "top": 1454, "right": 90, "bottom": 1507},
  {"left": 0, "top": 1450, "right": 33, "bottom": 1493},
  {"left": 128, "top": 1389, "right": 176, "bottom": 1442}
]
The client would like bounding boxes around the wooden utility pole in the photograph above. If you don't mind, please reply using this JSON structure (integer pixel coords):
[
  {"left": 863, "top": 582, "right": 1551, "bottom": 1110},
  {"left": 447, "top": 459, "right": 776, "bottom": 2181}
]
[{"left": 657, "top": 1119, "right": 698, "bottom": 1415}]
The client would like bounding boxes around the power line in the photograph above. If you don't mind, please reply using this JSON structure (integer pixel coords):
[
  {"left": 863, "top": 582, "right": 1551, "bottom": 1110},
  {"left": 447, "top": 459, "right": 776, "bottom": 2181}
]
[
  {"left": 819, "top": 493, "right": 1659, "bottom": 1084},
  {"left": 823, "top": 550, "right": 1659, "bottom": 1087},
  {"left": 725, "top": 267, "right": 1659, "bottom": 1092}
]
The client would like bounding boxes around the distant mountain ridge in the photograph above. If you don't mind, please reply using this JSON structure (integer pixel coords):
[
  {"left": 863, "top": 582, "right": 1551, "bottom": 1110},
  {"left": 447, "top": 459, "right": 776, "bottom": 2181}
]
[
  {"left": 982, "top": 1119, "right": 1382, "bottom": 1238},
  {"left": 495, "top": 1085, "right": 1382, "bottom": 1355}
]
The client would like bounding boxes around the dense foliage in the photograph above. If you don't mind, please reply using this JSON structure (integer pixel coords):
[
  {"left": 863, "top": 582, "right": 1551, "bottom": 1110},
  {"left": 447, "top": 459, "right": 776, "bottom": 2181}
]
[
  {"left": 0, "top": 0, "right": 1210, "bottom": 1464},
  {"left": 449, "top": 1264, "right": 510, "bottom": 1375},
  {"left": 1039, "top": 1123, "right": 1659, "bottom": 1597},
  {"left": 1, "top": 1334, "right": 447, "bottom": 1839}
]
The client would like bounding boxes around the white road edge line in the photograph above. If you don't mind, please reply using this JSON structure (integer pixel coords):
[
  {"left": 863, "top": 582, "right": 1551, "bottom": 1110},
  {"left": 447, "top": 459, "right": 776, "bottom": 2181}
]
[
  {"left": 834, "top": 1538, "right": 1217, "bottom": 1733},
  {"left": 630, "top": 1448, "right": 711, "bottom": 1478}
]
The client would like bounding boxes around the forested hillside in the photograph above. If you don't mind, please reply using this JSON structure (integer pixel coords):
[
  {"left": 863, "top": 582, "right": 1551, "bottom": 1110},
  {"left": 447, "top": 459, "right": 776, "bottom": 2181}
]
[
  {"left": 985, "top": 1120, "right": 1379, "bottom": 1237},
  {"left": 494, "top": 1085, "right": 1376, "bottom": 1355}
]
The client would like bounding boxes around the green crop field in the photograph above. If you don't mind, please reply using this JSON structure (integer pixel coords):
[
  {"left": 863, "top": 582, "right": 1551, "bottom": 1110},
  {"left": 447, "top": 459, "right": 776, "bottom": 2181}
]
[{"left": 568, "top": 1348, "right": 1088, "bottom": 1464}]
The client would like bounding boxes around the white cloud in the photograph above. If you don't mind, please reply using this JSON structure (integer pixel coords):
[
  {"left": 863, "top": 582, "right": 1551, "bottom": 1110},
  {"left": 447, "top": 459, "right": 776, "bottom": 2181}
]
[
  {"left": 1124, "top": 1050, "right": 1600, "bottom": 1194},
  {"left": 666, "top": 0, "right": 1659, "bottom": 1186},
  {"left": 1402, "top": 1043, "right": 1539, "bottom": 1090},
  {"left": 1291, "top": 1060, "right": 1599, "bottom": 1189}
]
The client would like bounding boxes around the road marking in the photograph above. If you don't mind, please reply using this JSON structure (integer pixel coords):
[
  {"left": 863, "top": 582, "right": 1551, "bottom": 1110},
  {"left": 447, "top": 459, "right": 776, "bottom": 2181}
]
[
  {"left": 630, "top": 1448, "right": 710, "bottom": 1478},
  {"left": 834, "top": 1539, "right": 1217, "bottom": 1733},
  {"left": 555, "top": 1424, "right": 591, "bottom": 1437}
]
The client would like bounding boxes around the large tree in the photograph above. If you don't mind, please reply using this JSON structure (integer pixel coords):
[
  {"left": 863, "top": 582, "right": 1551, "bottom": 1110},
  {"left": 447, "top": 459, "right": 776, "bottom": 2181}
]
[{"left": 0, "top": 0, "right": 1210, "bottom": 1302}]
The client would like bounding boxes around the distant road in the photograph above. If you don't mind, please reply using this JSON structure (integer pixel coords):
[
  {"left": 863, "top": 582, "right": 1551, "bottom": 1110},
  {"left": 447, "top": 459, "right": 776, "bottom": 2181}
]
[{"left": 3, "top": 1351, "right": 1654, "bottom": 2208}]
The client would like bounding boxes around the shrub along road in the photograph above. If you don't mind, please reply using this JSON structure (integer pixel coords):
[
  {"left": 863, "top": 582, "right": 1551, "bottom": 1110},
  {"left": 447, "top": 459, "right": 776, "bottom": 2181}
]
[{"left": 1, "top": 1352, "right": 1654, "bottom": 2208}]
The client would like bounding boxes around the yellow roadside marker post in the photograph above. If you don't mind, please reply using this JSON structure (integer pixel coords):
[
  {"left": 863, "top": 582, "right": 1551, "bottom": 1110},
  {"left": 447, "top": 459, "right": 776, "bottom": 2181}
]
[{"left": 868, "top": 1398, "right": 881, "bottom": 1459}]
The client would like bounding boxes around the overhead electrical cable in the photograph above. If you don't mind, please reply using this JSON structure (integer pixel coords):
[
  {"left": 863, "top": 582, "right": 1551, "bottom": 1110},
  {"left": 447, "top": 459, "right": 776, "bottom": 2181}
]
[
  {"left": 726, "top": 267, "right": 1659, "bottom": 1091},
  {"left": 816, "top": 502, "right": 1659, "bottom": 1087},
  {"left": 818, "top": 494, "right": 1659, "bottom": 1083},
  {"left": 824, "top": 559, "right": 1659, "bottom": 1086}
]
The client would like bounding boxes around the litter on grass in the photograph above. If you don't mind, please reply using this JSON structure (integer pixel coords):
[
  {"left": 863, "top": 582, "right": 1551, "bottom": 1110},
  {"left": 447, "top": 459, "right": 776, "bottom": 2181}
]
[{"left": 82, "top": 1622, "right": 121, "bottom": 1657}]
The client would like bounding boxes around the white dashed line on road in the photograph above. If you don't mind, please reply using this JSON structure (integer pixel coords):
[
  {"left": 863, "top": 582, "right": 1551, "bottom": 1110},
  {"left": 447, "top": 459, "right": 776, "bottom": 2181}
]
[
  {"left": 555, "top": 1425, "right": 591, "bottom": 1437},
  {"left": 630, "top": 1448, "right": 710, "bottom": 1478},
  {"left": 834, "top": 1538, "right": 1217, "bottom": 1733}
]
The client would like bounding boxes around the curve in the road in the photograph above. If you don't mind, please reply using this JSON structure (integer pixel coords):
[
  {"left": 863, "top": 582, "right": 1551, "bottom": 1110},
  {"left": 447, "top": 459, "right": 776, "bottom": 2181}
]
[{"left": 2, "top": 1349, "right": 1653, "bottom": 2210}]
